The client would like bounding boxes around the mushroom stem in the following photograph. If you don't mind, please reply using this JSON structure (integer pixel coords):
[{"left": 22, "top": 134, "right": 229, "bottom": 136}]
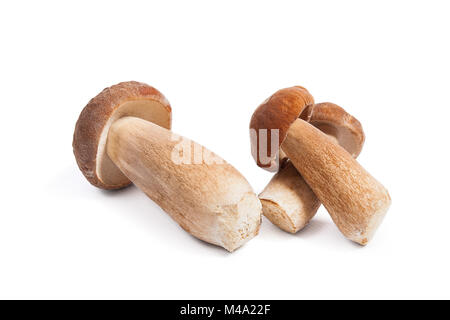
[
  {"left": 106, "top": 116, "right": 262, "bottom": 252},
  {"left": 259, "top": 161, "right": 320, "bottom": 233},
  {"left": 281, "top": 119, "right": 391, "bottom": 245}
]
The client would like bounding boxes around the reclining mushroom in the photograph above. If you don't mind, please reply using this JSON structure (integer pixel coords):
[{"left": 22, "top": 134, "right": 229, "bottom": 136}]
[{"left": 74, "top": 81, "right": 261, "bottom": 252}]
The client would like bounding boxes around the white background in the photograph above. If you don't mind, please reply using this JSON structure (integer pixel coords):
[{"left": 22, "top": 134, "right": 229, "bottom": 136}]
[{"left": 0, "top": 0, "right": 448, "bottom": 299}]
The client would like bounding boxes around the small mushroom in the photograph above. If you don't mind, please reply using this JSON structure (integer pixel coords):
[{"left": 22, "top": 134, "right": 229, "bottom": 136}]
[
  {"left": 259, "top": 102, "right": 365, "bottom": 233},
  {"left": 74, "top": 81, "right": 261, "bottom": 252},
  {"left": 250, "top": 87, "right": 391, "bottom": 245}
]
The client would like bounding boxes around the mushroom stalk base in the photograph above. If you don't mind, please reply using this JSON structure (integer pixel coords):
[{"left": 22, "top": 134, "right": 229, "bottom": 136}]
[
  {"left": 259, "top": 133, "right": 339, "bottom": 233},
  {"left": 259, "top": 161, "right": 320, "bottom": 233},
  {"left": 106, "top": 116, "right": 261, "bottom": 252},
  {"left": 282, "top": 119, "right": 391, "bottom": 245}
]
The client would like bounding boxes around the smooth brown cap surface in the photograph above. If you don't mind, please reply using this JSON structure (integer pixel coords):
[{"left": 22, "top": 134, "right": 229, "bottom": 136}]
[
  {"left": 73, "top": 81, "right": 172, "bottom": 189},
  {"left": 250, "top": 86, "right": 314, "bottom": 171},
  {"left": 308, "top": 102, "right": 365, "bottom": 158}
]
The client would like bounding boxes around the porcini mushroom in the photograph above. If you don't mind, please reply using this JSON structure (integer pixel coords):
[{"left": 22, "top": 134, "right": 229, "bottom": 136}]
[
  {"left": 259, "top": 102, "right": 365, "bottom": 233},
  {"left": 250, "top": 87, "right": 391, "bottom": 245},
  {"left": 74, "top": 81, "right": 261, "bottom": 252}
]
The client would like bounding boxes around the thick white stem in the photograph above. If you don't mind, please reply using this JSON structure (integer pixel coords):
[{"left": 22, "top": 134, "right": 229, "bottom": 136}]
[{"left": 106, "top": 116, "right": 261, "bottom": 251}]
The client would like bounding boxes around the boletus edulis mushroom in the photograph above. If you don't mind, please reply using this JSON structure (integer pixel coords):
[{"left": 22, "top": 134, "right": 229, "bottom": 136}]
[
  {"left": 250, "top": 86, "right": 391, "bottom": 245},
  {"left": 74, "top": 81, "right": 261, "bottom": 252}
]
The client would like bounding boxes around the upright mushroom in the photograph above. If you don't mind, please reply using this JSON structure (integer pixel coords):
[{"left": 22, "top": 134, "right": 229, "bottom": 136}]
[
  {"left": 250, "top": 87, "right": 391, "bottom": 245},
  {"left": 74, "top": 81, "right": 261, "bottom": 252},
  {"left": 259, "top": 103, "right": 365, "bottom": 233}
]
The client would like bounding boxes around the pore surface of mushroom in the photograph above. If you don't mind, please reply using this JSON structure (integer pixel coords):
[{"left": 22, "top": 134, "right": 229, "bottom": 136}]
[
  {"left": 250, "top": 87, "right": 391, "bottom": 245},
  {"left": 74, "top": 81, "right": 261, "bottom": 252},
  {"left": 259, "top": 102, "right": 365, "bottom": 233}
]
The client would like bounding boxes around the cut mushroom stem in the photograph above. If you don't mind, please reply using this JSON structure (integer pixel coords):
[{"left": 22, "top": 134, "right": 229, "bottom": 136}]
[
  {"left": 73, "top": 82, "right": 261, "bottom": 252},
  {"left": 259, "top": 161, "right": 321, "bottom": 233},
  {"left": 259, "top": 102, "right": 365, "bottom": 234},
  {"left": 106, "top": 117, "right": 261, "bottom": 251},
  {"left": 282, "top": 118, "right": 390, "bottom": 245}
]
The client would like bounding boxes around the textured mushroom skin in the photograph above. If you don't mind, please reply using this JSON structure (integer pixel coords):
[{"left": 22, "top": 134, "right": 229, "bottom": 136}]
[
  {"left": 282, "top": 119, "right": 391, "bottom": 244},
  {"left": 249, "top": 86, "right": 314, "bottom": 170},
  {"left": 73, "top": 81, "right": 172, "bottom": 189}
]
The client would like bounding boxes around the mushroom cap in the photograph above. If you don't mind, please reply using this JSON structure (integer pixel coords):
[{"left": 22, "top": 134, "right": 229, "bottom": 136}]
[
  {"left": 73, "top": 81, "right": 172, "bottom": 189},
  {"left": 308, "top": 102, "right": 365, "bottom": 158},
  {"left": 250, "top": 86, "right": 315, "bottom": 171}
]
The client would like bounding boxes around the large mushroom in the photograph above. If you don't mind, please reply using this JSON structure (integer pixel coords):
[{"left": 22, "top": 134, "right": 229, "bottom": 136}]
[
  {"left": 74, "top": 81, "right": 261, "bottom": 252},
  {"left": 250, "top": 87, "right": 391, "bottom": 245},
  {"left": 259, "top": 102, "right": 365, "bottom": 233}
]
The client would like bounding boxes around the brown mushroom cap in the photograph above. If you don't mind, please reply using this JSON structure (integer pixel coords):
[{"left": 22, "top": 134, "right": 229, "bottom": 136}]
[
  {"left": 308, "top": 102, "right": 365, "bottom": 158},
  {"left": 250, "top": 86, "right": 314, "bottom": 171},
  {"left": 73, "top": 81, "right": 172, "bottom": 189}
]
